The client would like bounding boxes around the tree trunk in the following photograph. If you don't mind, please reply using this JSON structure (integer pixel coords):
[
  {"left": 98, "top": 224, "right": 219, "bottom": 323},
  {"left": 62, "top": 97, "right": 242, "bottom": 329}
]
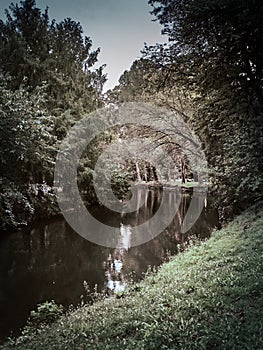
[
  {"left": 135, "top": 162, "right": 142, "bottom": 182},
  {"left": 181, "top": 159, "right": 186, "bottom": 184}
]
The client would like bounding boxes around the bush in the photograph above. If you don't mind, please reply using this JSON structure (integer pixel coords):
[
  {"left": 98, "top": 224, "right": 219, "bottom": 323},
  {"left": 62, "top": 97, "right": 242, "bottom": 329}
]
[{"left": 29, "top": 300, "right": 63, "bottom": 327}]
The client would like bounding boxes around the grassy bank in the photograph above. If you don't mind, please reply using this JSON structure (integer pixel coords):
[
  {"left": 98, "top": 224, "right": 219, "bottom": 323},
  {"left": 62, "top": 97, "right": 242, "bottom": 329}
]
[{"left": 2, "top": 204, "right": 263, "bottom": 350}]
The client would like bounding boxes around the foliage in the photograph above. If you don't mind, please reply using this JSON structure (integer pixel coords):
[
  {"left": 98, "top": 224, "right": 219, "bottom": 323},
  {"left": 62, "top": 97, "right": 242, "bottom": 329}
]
[
  {"left": 29, "top": 300, "right": 63, "bottom": 327},
  {"left": 0, "top": 0, "right": 105, "bottom": 114},
  {"left": 107, "top": 59, "right": 158, "bottom": 104},
  {"left": 139, "top": 0, "right": 263, "bottom": 216},
  {"left": 107, "top": 57, "right": 192, "bottom": 119},
  {"left": 1, "top": 203, "right": 263, "bottom": 349},
  {"left": 107, "top": 69, "right": 197, "bottom": 186},
  {"left": 0, "top": 0, "right": 106, "bottom": 229},
  {"left": 10, "top": 301, "right": 64, "bottom": 346},
  {"left": 0, "top": 177, "right": 59, "bottom": 230},
  {"left": 111, "top": 167, "right": 135, "bottom": 200},
  {"left": 0, "top": 73, "right": 56, "bottom": 184},
  {"left": 0, "top": 178, "right": 34, "bottom": 230},
  {"left": 0, "top": 71, "right": 59, "bottom": 228}
]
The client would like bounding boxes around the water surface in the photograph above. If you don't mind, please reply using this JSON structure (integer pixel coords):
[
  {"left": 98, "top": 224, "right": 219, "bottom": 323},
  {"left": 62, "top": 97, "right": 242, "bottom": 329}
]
[{"left": 0, "top": 188, "right": 218, "bottom": 342}]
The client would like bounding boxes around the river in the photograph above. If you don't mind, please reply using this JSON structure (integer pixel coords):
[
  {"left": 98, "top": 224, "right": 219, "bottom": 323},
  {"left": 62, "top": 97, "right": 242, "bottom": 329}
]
[{"left": 0, "top": 188, "right": 219, "bottom": 342}]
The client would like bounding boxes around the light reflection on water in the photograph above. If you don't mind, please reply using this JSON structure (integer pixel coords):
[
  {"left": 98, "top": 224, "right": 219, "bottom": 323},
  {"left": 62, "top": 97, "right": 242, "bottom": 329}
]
[{"left": 0, "top": 188, "right": 219, "bottom": 342}]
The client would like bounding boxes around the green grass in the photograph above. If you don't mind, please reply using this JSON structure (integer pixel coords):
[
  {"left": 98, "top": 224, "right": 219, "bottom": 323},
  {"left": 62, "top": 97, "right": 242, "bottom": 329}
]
[
  {"left": 176, "top": 181, "right": 200, "bottom": 188},
  {"left": 162, "top": 181, "right": 200, "bottom": 188},
  {"left": 2, "top": 203, "right": 263, "bottom": 350}
]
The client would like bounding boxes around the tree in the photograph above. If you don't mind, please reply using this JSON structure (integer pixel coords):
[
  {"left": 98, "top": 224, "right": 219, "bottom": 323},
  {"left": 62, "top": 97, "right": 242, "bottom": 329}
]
[
  {"left": 146, "top": 0, "right": 263, "bottom": 215},
  {"left": 0, "top": 0, "right": 50, "bottom": 88},
  {"left": 0, "top": 1, "right": 107, "bottom": 229},
  {"left": 0, "top": 73, "right": 56, "bottom": 185},
  {"left": 0, "top": 72, "right": 59, "bottom": 229},
  {"left": 0, "top": 0, "right": 106, "bottom": 116},
  {"left": 106, "top": 57, "right": 196, "bottom": 186}
]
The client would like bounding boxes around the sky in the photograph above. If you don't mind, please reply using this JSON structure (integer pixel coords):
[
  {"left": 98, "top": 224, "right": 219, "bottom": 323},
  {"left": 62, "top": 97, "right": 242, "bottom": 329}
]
[{"left": 0, "top": 0, "right": 167, "bottom": 91}]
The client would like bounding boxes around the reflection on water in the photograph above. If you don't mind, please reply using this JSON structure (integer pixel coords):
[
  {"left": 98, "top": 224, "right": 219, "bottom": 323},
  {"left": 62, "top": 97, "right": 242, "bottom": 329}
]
[
  {"left": 105, "top": 255, "right": 125, "bottom": 293},
  {"left": 119, "top": 224, "right": 132, "bottom": 250},
  {"left": 0, "top": 188, "right": 219, "bottom": 342}
]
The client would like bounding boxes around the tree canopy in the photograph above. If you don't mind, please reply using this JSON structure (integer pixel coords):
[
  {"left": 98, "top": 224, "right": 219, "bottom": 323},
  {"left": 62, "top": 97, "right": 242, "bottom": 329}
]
[
  {"left": 0, "top": 0, "right": 106, "bottom": 229},
  {"left": 0, "top": 0, "right": 105, "bottom": 113},
  {"left": 142, "top": 0, "right": 263, "bottom": 215}
]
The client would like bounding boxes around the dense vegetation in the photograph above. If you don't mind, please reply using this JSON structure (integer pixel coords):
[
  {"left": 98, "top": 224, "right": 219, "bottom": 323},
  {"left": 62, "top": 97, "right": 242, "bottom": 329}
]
[
  {"left": 110, "top": 0, "right": 263, "bottom": 218},
  {"left": 1, "top": 0, "right": 262, "bottom": 229},
  {"left": 1, "top": 203, "right": 262, "bottom": 349},
  {"left": 1, "top": 0, "right": 263, "bottom": 348},
  {"left": 0, "top": 0, "right": 105, "bottom": 229}
]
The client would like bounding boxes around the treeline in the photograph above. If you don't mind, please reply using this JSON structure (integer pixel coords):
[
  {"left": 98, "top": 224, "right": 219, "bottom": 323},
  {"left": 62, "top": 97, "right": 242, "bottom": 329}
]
[
  {"left": 109, "top": 0, "right": 263, "bottom": 218},
  {"left": 0, "top": 0, "right": 106, "bottom": 229},
  {"left": 1, "top": 0, "right": 263, "bottom": 230}
]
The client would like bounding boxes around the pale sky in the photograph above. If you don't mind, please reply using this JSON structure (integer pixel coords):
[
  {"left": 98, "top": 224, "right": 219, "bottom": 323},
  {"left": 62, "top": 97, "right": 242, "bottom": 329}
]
[{"left": 0, "top": 0, "right": 167, "bottom": 91}]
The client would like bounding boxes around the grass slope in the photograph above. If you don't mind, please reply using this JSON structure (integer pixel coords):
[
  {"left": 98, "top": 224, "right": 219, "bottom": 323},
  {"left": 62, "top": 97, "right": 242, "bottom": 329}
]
[{"left": 2, "top": 204, "right": 263, "bottom": 350}]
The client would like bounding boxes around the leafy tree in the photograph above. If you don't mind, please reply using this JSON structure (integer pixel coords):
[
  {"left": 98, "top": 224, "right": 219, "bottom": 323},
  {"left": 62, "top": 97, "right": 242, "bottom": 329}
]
[
  {"left": 0, "top": 1, "right": 107, "bottom": 229},
  {"left": 0, "top": 72, "right": 58, "bottom": 229},
  {"left": 149, "top": 0, "right": 263, "bottom": 100},
  {"left": 107, "top": 58, "right": 195, "bottom": 185},
  {"left": 0, "top": 0, "right": 106, "bottom": 116},
  {"left": 0, "top": 0, "right": 50, "bottom": 89},
  {"left": 107, "top": 59, "right": 157, "bottom": 103},
  {"left": 146, "top": 0, "right": 263, "bottom": 215},
  {"left": 0, "top": 73, "right": 56, "bottom": 184}
]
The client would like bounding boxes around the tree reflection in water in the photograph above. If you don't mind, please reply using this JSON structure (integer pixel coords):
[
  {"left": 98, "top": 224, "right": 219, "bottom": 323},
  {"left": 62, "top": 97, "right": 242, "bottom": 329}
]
[
  {"left": 0, "top": 187, "right": 218, "bottom": 342},
  {"left": 103, "top": 187, "right": 218, "bottom": 294}
]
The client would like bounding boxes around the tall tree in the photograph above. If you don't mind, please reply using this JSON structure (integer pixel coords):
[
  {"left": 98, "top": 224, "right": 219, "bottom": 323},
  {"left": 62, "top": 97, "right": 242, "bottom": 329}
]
[
  {"left": 0, "top": 0, "right": 106, "bottom": 229},
  {"left": 0, "top": 0, "right": 106, "bottom": 115},
  {"left": 146, "top": 0, "right": 263, "bottom": 215},
  {"left": 0, "top": 73, "right": 56, "bottom": 185}
]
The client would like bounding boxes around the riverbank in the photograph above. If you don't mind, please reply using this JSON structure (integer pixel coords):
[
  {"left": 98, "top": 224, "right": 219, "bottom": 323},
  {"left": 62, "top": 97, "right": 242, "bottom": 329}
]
[
  {"left": 0, "top": 181, "right": 203, "bottom": 232},
  {"left": 2, "top": 203, "right": 263, "bottom": 350},
  {"left": 0, "top": 179, "right": 60, "bottom": 231}
]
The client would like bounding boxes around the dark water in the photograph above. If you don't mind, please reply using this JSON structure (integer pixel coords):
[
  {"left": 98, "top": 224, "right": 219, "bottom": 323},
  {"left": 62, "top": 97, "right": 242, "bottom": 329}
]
[{"left": 0, "top": 188, "right": 219, "bottom": 342}]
